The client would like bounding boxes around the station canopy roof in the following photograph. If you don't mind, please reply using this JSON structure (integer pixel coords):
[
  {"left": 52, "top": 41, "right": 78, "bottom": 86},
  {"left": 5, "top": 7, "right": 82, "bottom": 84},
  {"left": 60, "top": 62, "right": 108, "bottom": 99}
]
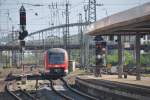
[{"left": 85, "top": 2, "right": 150, "bottom": 36}]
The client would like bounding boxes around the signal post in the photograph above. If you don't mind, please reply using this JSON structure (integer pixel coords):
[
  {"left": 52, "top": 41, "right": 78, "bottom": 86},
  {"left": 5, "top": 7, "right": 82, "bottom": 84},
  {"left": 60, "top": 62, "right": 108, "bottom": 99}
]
[
  {"left": 19, "top": 5, "right": 28, "bottom": 84},
  {"left": 94, "top": 36, "right": 106, "bottom": 77},
  {"left": 19, "top": 5, "right": 28, "bottom": 70}
]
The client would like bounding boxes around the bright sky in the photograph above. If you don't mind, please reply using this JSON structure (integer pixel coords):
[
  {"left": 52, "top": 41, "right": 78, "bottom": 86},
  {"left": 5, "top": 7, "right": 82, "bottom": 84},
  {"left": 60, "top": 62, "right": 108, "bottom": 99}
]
[{"left": 0, "top": 0, "right": 150, "bottom": 35}]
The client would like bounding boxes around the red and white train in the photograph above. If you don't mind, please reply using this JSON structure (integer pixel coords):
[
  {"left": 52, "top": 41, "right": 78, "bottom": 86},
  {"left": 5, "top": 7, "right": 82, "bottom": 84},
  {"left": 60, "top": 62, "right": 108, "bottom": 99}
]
[{"left": 44, "top": 48, "right": 68, "bottom": 77}]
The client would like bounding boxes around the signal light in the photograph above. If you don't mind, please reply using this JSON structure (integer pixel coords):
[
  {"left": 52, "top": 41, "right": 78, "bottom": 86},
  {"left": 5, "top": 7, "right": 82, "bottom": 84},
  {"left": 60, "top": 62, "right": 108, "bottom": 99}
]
[
  {"left": 96, "top": 44, "right": 101, "bottom": 49},
  {"left": 20, "top": 5, "right": 26, "bottom": 26},
  {"left": 101, "top": 41, "right": 106, "bottom": 47},
  {"left": 95, "top": 41, "right": 106, "bottom": 66},
  {"left": 19, "top": 30, "right": 28, "bottom": 40}
]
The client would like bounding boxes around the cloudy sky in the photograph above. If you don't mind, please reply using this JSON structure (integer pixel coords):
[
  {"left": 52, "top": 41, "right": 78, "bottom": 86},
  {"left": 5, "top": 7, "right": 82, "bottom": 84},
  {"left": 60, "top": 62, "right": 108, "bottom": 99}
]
[{"left": 0, "top": 0, "right": 150, "bottom": 35}]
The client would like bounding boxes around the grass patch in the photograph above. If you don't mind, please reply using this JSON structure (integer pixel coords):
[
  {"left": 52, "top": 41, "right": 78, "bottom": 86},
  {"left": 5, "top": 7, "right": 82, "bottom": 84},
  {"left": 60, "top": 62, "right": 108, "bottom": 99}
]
[
  {"left": 142, "top": 74, "right": 150, "bottom": 77},
  {"left": 143, "top": 67, "right": 150, "bottom": 70},
  {"left": 69, "top": 68, "right": 92, "bottom": 75}
]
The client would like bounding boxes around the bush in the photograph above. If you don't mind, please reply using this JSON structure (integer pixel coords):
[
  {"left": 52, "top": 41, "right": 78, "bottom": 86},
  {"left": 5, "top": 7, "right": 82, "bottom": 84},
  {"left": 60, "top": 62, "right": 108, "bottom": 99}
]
[
  {"left": 141, "top": 54, "right": 150, "bottom": 65},
  {"left": 106, "top": 53, "right": 118, "bottom": 65}
]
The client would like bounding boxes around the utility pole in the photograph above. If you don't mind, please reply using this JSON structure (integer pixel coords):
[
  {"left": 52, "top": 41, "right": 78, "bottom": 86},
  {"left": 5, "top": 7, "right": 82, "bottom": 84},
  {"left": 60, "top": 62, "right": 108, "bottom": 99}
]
[
  {"left": 42, "top": 32, "right": 45, "bottom": 51},
  {"left": 83, "top": 5, "right": 88, "bottom": 68},
  {"left": 65, "top": 1, "right": 70, "bottom": 59},
  {"left": 19, "top": 5, "right": 28, "bottom": 73},
  {"left": 86, "top": 0, "right": 103, "bottom": 76},
  {"left": 88, "top": 0, "right": 96, "bottom": 23},
  {"left": 87, "top": 0, "right": 97, "bottom": 65},
  {"left": 135, "top": 34, "right": 141, "bottom": 80},
  {"left": 47, "top": 1, "right": 70, "bottom": 58},
  {"left": 84, "top": 0, "right": 97, "bottom": 68},
  {"left": 78, "top": 13, "right": 84, "bottom": 68},
  {"left": 118, "top": 35, "right": 123, "bottom": 78},
  {"left": 84, "top": 5, "right": 88, "bottom": 23},
  {"left": 11, "top": 26, "right": 17, "bottom": 67}
]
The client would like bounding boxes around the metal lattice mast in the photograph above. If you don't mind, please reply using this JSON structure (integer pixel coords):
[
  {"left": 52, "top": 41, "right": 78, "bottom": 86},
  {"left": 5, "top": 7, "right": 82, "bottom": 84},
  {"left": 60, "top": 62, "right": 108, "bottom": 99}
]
[
  {"left": 78, "top": 13, "right": 84, "bottom": 68},
  {"left": 84, "top": 0, "right": 96, "bottom": 68},
  {"left": 84, "top": 0, "right": 103, "bottom": 68},
  {"left": 65, "top": 1, "right": 70, "bottom": 58},
  {"left": 48, "top": 1, "right": 70, "bottom": 56},
  {"left": 88, "top": 0, "right": 96, "bottom": 23}
]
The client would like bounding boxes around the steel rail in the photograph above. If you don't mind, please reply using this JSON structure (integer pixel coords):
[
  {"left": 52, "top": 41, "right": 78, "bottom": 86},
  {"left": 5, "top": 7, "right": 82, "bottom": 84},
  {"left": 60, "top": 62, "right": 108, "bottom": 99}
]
[
  {"left": 49, "top": 80, "right": 73, "bottom": 100},
  {"left": 20, "top": 89, "right": 38, "bottom": 100},
  {"left": 5, "top": 82, "right": 22, "bottom": 100},
  {"left": 5, "top": 82, "right": 37, "bottom": 100},
  {"left": 76, "top": 77, "right": 150, "bottom": 98},
  {"left": 60, "top": 78, "right": 99, "bottom": 100}
]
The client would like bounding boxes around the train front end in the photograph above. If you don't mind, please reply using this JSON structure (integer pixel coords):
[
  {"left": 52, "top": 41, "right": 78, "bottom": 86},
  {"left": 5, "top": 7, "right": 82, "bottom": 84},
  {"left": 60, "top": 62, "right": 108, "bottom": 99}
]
[{"left": 44, "top": 48, "right": 68, "bottom": 78}]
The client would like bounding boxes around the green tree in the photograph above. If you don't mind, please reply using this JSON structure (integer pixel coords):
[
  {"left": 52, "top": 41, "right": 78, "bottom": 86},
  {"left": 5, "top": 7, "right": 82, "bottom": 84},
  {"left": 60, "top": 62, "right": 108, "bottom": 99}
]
[
  {"left": 106, "top": 53, "right": 118, "bottom": 65},
  {"left": 124, "top": 51, "right": 134, "bottom": 65},
  {"left": 141, "top": 54, "right": 150, "bottom": 65}
]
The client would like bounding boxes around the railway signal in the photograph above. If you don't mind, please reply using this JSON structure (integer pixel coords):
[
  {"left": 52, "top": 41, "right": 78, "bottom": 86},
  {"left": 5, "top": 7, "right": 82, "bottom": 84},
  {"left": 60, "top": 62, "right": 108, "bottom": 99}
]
[
  {"left": 18, "top": 5, "right": 28, "bottom": 75},
  {"left": 94, "top": 36, "right": 106, "bottom": 77},
  {"left": 19, "top": 5, "right": 28, "bottom": 40},
  {"left": 19, "top": 31, "right": 28, "bottom": 40},
  {"left": 95, "top": 41, "right": 106, "bottom": 65}
]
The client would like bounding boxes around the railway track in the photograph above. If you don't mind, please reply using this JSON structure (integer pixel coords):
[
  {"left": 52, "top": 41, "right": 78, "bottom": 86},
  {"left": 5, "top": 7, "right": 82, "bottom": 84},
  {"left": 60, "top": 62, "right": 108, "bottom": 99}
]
[
  {"left": 50, "top": 80, "right": 73, "bottom": 100},
  {"left": 5, "top": 82, "right": 37, "bottom": 100},
  {"left": 50, "top": 78, "right": 99, "bottom": 100},
  {"left": 76, "top": 77, "right": 150, "bottom": 97},
  {"left": 4, "top": 74, "right": 98, "bottom": 100},
  {"left": 76, "top": 77, "right": 150, "bottom": 100}
]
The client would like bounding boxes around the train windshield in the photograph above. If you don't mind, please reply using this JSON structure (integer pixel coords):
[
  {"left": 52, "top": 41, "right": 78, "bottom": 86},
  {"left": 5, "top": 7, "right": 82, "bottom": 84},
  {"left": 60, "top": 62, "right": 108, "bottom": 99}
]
[{"left": 48, "top": 53, "right": 64, "bottom": 64}]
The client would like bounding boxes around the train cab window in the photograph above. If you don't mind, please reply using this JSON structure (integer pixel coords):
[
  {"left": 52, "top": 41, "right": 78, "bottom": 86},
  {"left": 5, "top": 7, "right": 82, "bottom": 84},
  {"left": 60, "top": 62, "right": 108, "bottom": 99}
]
[{"left": 48, "top": 53, "right": 64, "bottom": 64}]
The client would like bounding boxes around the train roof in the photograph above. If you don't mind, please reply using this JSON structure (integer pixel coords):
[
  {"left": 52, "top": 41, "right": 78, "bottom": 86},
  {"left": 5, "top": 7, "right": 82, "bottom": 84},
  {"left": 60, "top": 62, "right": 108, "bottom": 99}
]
[{"left": 46, "top": 48, "right": 67, "bottom": 53}]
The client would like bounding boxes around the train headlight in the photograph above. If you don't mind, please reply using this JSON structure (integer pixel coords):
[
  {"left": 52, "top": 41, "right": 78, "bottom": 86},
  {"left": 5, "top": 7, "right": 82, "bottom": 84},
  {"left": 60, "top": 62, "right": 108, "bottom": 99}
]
[
  {"left": 97, "top": 55, "right": 101, "bottom": 59},
  {"left": 65, "top": 69, "right": 68, "bottom": 73}
]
